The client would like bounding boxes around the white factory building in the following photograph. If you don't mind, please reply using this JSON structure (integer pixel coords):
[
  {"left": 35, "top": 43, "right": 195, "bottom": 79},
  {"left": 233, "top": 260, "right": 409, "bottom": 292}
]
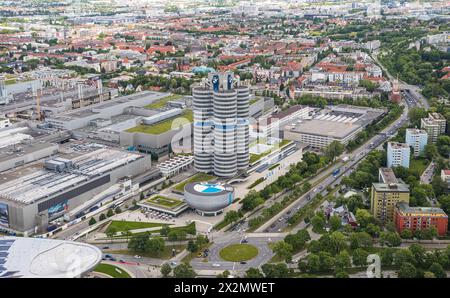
[{"left": 0, "top": 147, "right": 151, "bottom": 235}]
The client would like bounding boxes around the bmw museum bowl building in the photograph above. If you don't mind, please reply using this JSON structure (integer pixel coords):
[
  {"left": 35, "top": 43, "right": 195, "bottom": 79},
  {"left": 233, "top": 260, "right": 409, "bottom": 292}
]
[{"left": 184, "top": 182, "right": 234, "bottom": 216}]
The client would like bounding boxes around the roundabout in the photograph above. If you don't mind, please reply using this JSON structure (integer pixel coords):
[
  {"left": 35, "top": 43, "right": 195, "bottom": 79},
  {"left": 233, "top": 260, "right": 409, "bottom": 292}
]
[{"left": 219, "top": 243, "right": 259, "bottom": 262}]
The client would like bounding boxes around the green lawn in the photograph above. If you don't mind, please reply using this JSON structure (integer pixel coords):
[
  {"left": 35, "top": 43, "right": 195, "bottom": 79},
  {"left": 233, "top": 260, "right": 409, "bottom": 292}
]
[
  {"left": 144, "top": 94, "right": 183, "bottom": 109},
  {"left": 126, "top": 110, "right": 193, "bottom": 135},
  {"left": 106, "top": 222, "right": 196, "bottom": 239},
  {"left": 409, "top": 158, "right": 429, "bottom": 176},
  {"left": 219, "top": 244, "right": 259, "bottom": 262},
  {"left": 94, "top": 263, "right": 131, "bottom": 278},
  {"left": 146, "top": 195, "right": 183, "bottom": 209},
  {"left": 172, "top": 172, "right": 215, "bottom": 192},
  {"left": 107, "top": 244, "right": 186, "bottom": 260},
  {"left": 106, "top": 221, "right": 166, "bottom": 233}
]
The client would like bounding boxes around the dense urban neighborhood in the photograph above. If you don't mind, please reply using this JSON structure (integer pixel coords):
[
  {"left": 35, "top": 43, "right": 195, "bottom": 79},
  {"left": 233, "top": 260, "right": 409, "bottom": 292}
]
[{"left": 0, "top": 0, "right": 449, "bottom": 281}]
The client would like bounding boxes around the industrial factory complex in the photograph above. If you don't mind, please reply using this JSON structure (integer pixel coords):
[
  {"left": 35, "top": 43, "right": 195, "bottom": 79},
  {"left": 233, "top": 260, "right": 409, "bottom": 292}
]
[{"left": 0, "top": 146, "right": 150, "bottom": 234}]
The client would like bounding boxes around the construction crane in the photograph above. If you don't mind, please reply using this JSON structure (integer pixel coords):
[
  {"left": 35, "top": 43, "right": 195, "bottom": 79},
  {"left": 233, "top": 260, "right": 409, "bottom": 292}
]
[{"left": 32, "top": 85, "right": 42, "bottom": 121}]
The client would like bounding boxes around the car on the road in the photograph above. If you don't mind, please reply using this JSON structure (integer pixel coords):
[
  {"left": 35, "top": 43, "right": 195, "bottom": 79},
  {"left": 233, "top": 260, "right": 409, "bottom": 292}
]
[
  {"left": 102, "top": 246, "right": 110, "bottom": 250},
  {"left": 170, "top": 261, "right": 178, "bottom": 267},
  {"left": 119, "top": 259, "right": 125, "bottom": 263},
  {"left": 134, "top": 255, "right": 141, "bottom": 259},
  {"left": 212, "top": 263, "right": 221, "bottom": 267},
  {"left": 241, "top": 239, "right": 248, "bottom": 244},
  {"left": 240, "top": 261, "right": 247, "bottom": 265}
]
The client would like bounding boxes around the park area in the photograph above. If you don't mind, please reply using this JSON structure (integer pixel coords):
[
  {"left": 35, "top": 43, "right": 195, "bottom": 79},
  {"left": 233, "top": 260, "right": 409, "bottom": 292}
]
[
  {"left": 172, "top": 172, "right": 215, "bottom": 192},
  {"left": 219, "top": 244, "right": 259, "bottom": 262},
  {"left": 94, "top": 263, "right": 131, "bottom": 278},
  {"left": 106, "top": 220, "right": 167, "bottom": 234}
]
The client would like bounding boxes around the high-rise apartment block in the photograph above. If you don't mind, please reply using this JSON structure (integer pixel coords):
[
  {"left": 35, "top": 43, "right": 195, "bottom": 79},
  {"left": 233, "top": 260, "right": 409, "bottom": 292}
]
[
  {"left": 387, "top": 142, "right": 410, "bottom": 168},
  {"left": 371, "top": 182, "right": 410, "bottom": 223},
  {"left": 420, "top": 112, "right": 447, "bottom": 144},
  {"left": 192, "top": 72, "right": 249, "bottom": 178},
  {"left": 405, "top": 128, "right": 428, "bottom": 157}
]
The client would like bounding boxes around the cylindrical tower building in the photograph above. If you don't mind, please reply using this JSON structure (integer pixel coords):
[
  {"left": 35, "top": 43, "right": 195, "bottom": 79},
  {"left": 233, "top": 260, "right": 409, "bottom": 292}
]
[
  {"left": 192, "top": 87, "right": 214, "bottom": 173},
  {"left": 192, "top": 72, "right": 249, "bottom": 178},
  {"left": 236, "top": 86, "right": 250, "bottom": 170},
  {"left": 213, "top": 89, "right": 237, "bottom": 177}
]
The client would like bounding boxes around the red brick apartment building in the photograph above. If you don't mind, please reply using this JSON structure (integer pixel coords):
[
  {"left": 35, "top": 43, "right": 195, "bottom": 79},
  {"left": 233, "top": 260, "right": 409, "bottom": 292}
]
[{"left": 394, "top": 202, "right": 448, "bottom": 236}]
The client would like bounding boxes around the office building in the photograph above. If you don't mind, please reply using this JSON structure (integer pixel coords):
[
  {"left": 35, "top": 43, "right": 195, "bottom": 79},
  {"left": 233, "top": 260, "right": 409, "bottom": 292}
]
[
  {"left": 371, "top": 182, "right": 410, "bottom": 223},
  {"left": 284, "top": 105, "right": 385, "bottom": 149},
  {"left": 192, "top": 72, "right": 249, "bottom": 177},
  {"left": 421, "top": 113, "right": 447, "bottom": 144},
  {"left": 394, "top": 202, "right": 448, "bottom": 236},
  {"left": 405, "top": 128, "right": 428, "bottom": 157},
  {"left": 255, "top": 105, "right": 309, "bottom": 139},
  {"left": 387, "top": 142, "right": 410, "bottom": 168}
]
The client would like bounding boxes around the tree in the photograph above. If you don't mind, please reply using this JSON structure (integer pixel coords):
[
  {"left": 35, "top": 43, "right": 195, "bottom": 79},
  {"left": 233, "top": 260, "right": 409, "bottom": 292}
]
[
  {"left": 160, "top": 224, "right": 171, "bottom": 237},
  {"left": 99, "top": 213, "right": 106, "bottom": 221},
  {"left": 307, "top": 253, "right": 321, "bottom": 273},
  {"left": 335, "top": 271, "right": 349, "bottom": 278},
  {"left": 335, "top": 250, "right": 351, "bottom": 272},
  {"left": 349, "top": 232, "right": 373, "bottom": 249},
  {"left": 161, "top": 263, "right": 172, "bottom": 277},
  {"left": 377, "top": 248, "right": 393, "bottom": 267},
  {"left": 311, "top": 215, "right": 325, "bottom": 233},
  {"left": 285, "top": 229, "right": 310, "bottom": 251},
  {"left": 424, "top": 144, "right": 438, "bottom": 160},
  {"left": 355, "top": 209, "right": 375, "bottom": 229},
  {"left": 106, "top": 227, "right": 117, "bottom": 243},
  {"left": 380, "top": 231, "right": 401, "bottom": 247},
  {"left": 353, "top": 243, "right": 371, "bottom": 265},
  {"left": 272, "top": 241, "right": 293, "bottom": 263},
  {"left": 115, "top": 206, "right": 122, "bottom": 214},
  {"left": 106, "top": 209, "right": 114, "bottom": 217},
  {"left": 424, "top": 271, "right": 436, "bottom": 278},
  {"left": 329, "top": 231, "right": 348, "bottom": 255},
  {"left": 261, "top": 263, "right": 290, "bottom": 278},
  {"left": 173, "top": 263, "right": 196, "bottom": 278},
  {"left": 168, "top": 230, "right": 179, "bottom": 242},
  {"left": 147, "top": 237, "right": 165, "bottom": 256},
  {"left": 394, "top": 249, "right": 414, "bottom": 267},
  {"left": 428, "top": 263, "right": 446, "bottom": 278},
  {"left": 245, "top": 267, "right": 264, "bottom": 278},
  {"left": 128, "top": 233, "right": 150, "bottom": 253},
  {"left": 400, "top": 229, "right": 413, "bottom": 239},
  {"left": 397, "top": 262, "right": 417, "bottom": 278},
  {"left": 217, "top": 270, "right": 230, "bottom": 278},
  {"left": 224, "top": 210, "right": 241, "bottom": 224},
  {"left": 407, "top": 107, "right": 427, "bottom": 127},
  {"left": 329, "top": 215, "right": 342, "bottom": 231},
  {"left": 408, "top": 244, "right": 427, "bottom": 268},
  {"left": 319, "top": 251, "right": 335, "bottom": 272},
  {"left": 88, "top": 217, "right": 97, "bottom": 226},
  {"left": 187, "top": 240, "right": 199, "bottom": 253},
  {"left": 322, "top": 141, "right": 344, "bottom": 162}
]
